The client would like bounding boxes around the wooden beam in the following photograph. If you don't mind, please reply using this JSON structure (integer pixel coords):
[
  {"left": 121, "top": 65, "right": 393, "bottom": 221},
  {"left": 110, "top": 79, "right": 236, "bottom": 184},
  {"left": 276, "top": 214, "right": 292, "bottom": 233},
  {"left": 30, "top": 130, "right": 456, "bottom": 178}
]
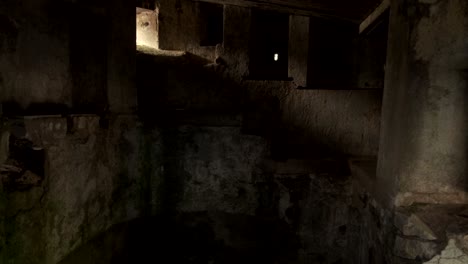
[
  {"left": 193, "top": 0, "right": 360, "bottom": 23},
  {"left": 359, "top": 0, "right": 390, "bottom": 34}
]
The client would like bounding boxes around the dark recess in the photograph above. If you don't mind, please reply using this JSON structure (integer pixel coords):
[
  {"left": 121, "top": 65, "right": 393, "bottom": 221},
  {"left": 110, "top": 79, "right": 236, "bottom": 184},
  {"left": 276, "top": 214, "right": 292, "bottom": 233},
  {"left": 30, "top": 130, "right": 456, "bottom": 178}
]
[
  {"left": 70, "top": 6, "right": 108, "bottom": 114},
  {"left": 199, "top": 2, "right": 224, "bottom": 46},
  {"left": 307, "top": 17, "right": 357, "bottom": 89},
  {"left": 357, "top": 9, "right": 389, "bottom": 89},
  {"left": 249, "top": 9, "right": 289, "bottom": 80},
  {"left": 137, "top": 0, "right": 156, "bottom": 10}
]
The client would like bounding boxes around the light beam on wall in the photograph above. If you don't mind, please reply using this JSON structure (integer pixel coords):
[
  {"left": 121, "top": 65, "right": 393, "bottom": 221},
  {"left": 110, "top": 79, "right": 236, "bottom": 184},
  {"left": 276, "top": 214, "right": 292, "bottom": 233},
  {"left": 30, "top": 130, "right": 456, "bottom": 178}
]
[{"left": 136, "top": 7, "right": 159, "bottom": 49}]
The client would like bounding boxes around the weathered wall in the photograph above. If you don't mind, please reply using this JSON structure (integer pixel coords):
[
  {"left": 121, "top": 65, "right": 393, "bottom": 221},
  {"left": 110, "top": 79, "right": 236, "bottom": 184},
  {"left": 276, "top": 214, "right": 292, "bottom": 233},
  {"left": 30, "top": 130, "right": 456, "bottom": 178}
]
[
  {"left": 348, "top": 180, "right": 395, "bottom": 264},
  {"left": 0, "top": 115, "right": 163, "bottom": 264},
  {"left": 0, "top": 0, "right": 141, "bottom": 262},
  {"left": 168, "top": 126, "right": 391, "bottom": 263},
  {"left": 353, "top": 0, "right": 468, "bottom": 263},
  {"left": 377, "top": 0, "right": 468, "bottom": 206},
  {"left": 274, "top": 87, "right": 382, "bottom": 157},
  {"left": 155, "top": 1, "right": 383, "bottom": 157},
  {"left": 157, "top": 124, "right": 363, "bottom": 263},
  {"left": 173, "top": 126, "right": 269, "bottom": 214}
]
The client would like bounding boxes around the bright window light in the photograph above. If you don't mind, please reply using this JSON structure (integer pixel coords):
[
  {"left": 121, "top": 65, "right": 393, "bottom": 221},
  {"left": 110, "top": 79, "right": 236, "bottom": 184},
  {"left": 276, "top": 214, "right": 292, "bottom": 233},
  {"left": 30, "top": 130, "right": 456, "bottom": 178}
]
[{"left": 274, "top": 53, "right": 279, "bottom": 61}]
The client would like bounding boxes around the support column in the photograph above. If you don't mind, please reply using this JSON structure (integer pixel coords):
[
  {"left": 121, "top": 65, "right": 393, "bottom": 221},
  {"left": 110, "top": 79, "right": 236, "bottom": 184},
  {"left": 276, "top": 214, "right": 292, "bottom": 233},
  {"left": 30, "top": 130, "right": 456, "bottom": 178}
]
[
  {"left": 288, "top": 15, "right": 309, "bottom": 88},
  {"left": 377, "top": 0, "right": 468, "bottom": 206},
  {"left": 223, "top": 5, "right": 251, "bottom": 78},
  {"left": 107, "top": 0, "right": 138, "bottom": 114}
]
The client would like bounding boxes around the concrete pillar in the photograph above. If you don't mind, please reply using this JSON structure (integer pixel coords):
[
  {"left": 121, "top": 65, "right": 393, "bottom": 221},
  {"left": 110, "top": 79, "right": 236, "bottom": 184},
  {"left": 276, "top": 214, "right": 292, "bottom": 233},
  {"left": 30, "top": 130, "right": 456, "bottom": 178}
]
[
  {"left": 107, "top": 0, "right": 138, "bottom": 114},
  {"left": 288, "top": 15, "right": 309, "bottom": 88},
  {"left": 223, "top": 5, "right": 251, "bottom": 78},
  {"left": 377, "top": 0, "right": 468, "bottom": 206}
]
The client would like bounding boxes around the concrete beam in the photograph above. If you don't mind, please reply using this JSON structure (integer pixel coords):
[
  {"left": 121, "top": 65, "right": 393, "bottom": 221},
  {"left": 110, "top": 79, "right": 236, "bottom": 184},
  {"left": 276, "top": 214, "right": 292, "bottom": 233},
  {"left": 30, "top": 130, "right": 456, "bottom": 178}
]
[
  {"left": 359, "top": 0, "right": 390, "bottom": 34},
  {"left": 193, "top": 0, "right": 359, "bottom": 22}
]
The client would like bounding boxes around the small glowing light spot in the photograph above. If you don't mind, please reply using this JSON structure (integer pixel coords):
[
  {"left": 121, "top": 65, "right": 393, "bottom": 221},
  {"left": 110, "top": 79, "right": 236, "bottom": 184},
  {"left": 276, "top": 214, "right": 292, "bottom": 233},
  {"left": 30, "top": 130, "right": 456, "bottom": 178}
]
[{"left": 274, "top": 53, "right": 279, "bottom": 61}]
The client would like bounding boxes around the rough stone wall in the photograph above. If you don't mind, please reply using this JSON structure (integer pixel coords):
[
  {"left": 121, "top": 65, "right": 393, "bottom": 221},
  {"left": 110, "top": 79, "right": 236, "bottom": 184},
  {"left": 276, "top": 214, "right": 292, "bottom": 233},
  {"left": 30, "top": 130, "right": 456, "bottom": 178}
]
[
  {"left": 167, "top": 126, "right": 360, "bottom": 263},
  {"left": 274, "top": 87, "right": 382, "bottom": 156},
  {"left": 347, "top": 181, "right": 395, "bottom": 264},
  {"left": 0, "top": 116, "right": 163, "bottom": 264},
  {"left": 174, "top": 126, "right": 269, "bottom": 215},
  {"left": 288, "top": 15, "right": 309, "bottom": 88}
]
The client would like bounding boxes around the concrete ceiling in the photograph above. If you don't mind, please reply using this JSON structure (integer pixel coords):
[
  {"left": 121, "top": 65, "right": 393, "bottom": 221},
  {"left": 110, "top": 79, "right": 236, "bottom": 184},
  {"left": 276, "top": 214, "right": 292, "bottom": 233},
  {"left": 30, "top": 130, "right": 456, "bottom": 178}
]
[{"left": 196, "top": 0, "right": 383, "bottom": 23}]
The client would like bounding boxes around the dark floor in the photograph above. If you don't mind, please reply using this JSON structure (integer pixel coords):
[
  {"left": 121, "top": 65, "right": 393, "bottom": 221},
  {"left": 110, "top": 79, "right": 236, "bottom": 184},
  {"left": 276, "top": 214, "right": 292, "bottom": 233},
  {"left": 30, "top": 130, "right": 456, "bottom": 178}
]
[{"left": 59, "top": 213, "right": 301, "bottom": 264}]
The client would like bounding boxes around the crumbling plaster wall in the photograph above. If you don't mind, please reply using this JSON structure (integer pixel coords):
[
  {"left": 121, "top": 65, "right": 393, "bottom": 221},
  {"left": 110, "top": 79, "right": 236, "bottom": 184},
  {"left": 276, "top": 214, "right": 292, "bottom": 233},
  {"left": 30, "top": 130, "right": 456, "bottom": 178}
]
[
  {"left": 0, "top": 116, "right": 163, "bottom": 264},
  {"left": 0, "top": 1, "right": 144, "bottom": 262}
]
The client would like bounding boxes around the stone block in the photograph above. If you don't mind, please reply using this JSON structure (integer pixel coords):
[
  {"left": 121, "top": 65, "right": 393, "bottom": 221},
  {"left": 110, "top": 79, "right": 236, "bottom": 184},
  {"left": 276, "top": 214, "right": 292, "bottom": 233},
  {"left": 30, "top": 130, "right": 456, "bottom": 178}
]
[
  {"left": 394, "top": 236, "right": 439, "bottom": 260},
  {"left": 395, "top": 212, "right": 438, "bottom": 240}
]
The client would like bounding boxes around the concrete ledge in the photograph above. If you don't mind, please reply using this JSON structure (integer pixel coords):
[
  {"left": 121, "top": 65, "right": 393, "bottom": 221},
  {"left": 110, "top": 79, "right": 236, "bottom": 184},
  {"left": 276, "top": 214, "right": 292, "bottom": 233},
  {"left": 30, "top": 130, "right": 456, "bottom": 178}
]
[{"left": 395, "top": 192, "right": 468, "bottom": 207}]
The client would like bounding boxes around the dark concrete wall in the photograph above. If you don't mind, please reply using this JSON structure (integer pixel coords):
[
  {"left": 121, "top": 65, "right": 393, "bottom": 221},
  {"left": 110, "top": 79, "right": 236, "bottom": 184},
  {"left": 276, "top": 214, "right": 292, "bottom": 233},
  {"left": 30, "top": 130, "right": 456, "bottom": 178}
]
[
  {"left": 377, "top": 0, "right": 468, "bottom": 206},
  {"left": 0, "top": 0, "right": 136, "bottom": 115},
  {"left": 134, "top": 3, "right": 384, "bottom": 261},
  {"left": 0, "top": 116, "right": 163, "bottom": 264},
  {"left": 0, "top": 0, "right": 72, "bottom": 111}
]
